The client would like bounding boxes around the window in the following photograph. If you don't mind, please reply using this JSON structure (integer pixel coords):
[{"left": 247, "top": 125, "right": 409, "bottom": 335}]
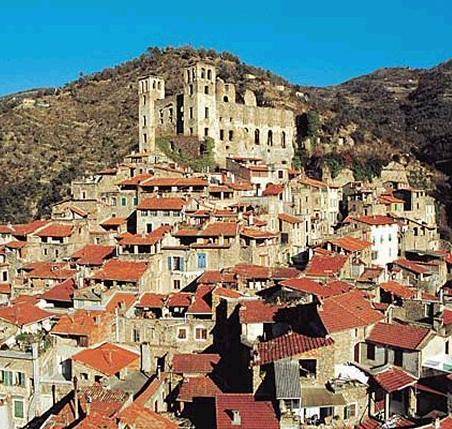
[
  {"left": 223, "top": 96, "right": 229, "bottom": 102},
  {"left": 189, "top": 107, "right": 194, "bottom": 119},
  {"left": 201, "top": 68, "right": 206, "bottom": 78},
  {"left": 14, "top": 398, "right": 24, "bottom": 419},
  {"left": 190, "top": 127, "right": 194, "bottom": 135},
  {"left": 228, "top": 130, "right": 234, "bottom": 141},
  {"left": 394, "top": 349, "right": 403, "bottom": 367},
  {"left": 143, "top": 115, "right": 147, "bottom": 127},
  {"left": 146, "top": 224, "right": 153, "bottom": 233},
  {"left": 281, "top": 131, "right": 286, "bottom": 148},
  {"left": 255, "top": 129, "right": 260, "bottom": 144},
  {"left": 299, "top": 359, "right": 316, "bottom": 377},
  {"left": 344, "top": 404, "right": 357, "bottom": 419},
  {"left": 366, "top": 344, "right": 375, "bottom": 360},
  {"left": 267, "top": 130, "right": 273, "bottom": 146},
  {"left": 168, "top": 256, "right": 184, "bottom": 272},
  {"left": 197, "top": 253, "right": 207, "bottom": 269},
  {"left": 207, "top": 69, "right": 212, "bottom": 80},
  {"left": 80, "top": 372, "right": 88, "bottom": 381},
  {"left": 143, "top": 133, "right": 147, "bottom": 143},
  {"left": 205, "top": 107, "right": 209, "bottom": 118},
  {"left": 133, "top": 196, "right": 138, "bottom": 206},
  {"left": 204, "top": 85, "right": 209, "bottom": 94},
  {"left": 177, "top": 328, "right": 187, "bottom": 340},
  {"left": 189, "top": 84, "right": 193, "bottom": 96},
  {"left": 173, "top": 279, "right": 181, "bottom": 290},
  {"left": 1, "top": 370, "right": 13, "bottom": 386},
  {"left": 111, "top": 197, "right": 117, "bottom": 206},
  {"left": 121, "top": 197, "right": 127, "bottom": 206},
  {"left": 94, "top": 375, "right": 103, "bottom": 383},
  {"left": 133, "top": 328, "right": 140, "bottom": 342},
  {"left": 195, "top": 327, "right": 208, "bottom": 340},
  {"left": 278, "top": 170, "right": 284, "bottom": 179},
  {"left": 142, "top": 95, "right": 147, "bottom": 105},
  {"left": 220, "top": 129, "right": 225, "bottom": 141},
  {"left": 204, "top": 127, "right": 209, "bottom": 137}
]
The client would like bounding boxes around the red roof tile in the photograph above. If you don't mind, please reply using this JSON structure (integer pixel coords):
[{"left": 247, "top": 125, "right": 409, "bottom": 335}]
[
  {"left": 35, "top": 223, "right": 74, "bottom": 238},
  {"left": 100, "top": 216, "right": 128, "bottom": 227},
  {"left": 213, "top": 286, "right": 242, "bottom": 299},
  {"left": 240, "top": 227, "right": 277, "bottom": 239},
  {"left": 300, "top": 177, "right": 328, "bottom": 189},
  {"left": 201, "top": 222, "right": 239, "bottom": 237},
  {"left": 373, "top": 367, "right": 417, "bottom": 392},
  {"left": 306, "top": 254, "right": 348, "bottom": 277},
  {"left": 178, "top": 376, "right": 222, "bottom": 402},
  {"left": 280, "top": 278, "right": 350, "bottom": 298},
  {"left": 232, "top": 264, "right": 271, "bottom": 279},
  {"left": 254, "top": 332, "right": 334, "bottom": 365},
  {"left": 117, "top": 403, "right": 177, "bottom": 429},
  {"left": 26, "top": 262, "right": 76, "bottom": 280},
  {"left": 137, "top": 197, "right": 186, "bottom": 211},
  {"left": 0, "top": 302, "right": 53, "bottom": 327},
  {"left": 352, "top": 215, "right": 396, "bottom": 226},
  {"left": 13, "top": 219, "right": 50, "bottom": 236},
  {"left": 105, "top": 292, "right": 137, "bottom": 313},
  {"left": 51, "top": 310, "right": 113, "bottom": 337},
  {"left": 0, "top": 283, "right": 11, "bottom": 294},
  {"left": 172, "top": 353, "right": 220, "bottom": 374},
  {"left": 187, "top": 284, "right": 213, "bottom": 314},
  {"left": 239, "top": 300, "right": 281, "bottom": 324},
  {"left": 216, "top": 394, "right": 279, "bottom": 429},
  {"left": 367, "top": 322, "right": 431, "bottom": 350},
  {"left": 137, "top": 293, "right": 167, "bottom": 308},
  {"left": 4, "top": 240, "right": 27, "bottom": 249},
  {"left": 167, "top": 292, "right": 192, "bottom": 307},
  {"left": 42, "top": 278, "right": 76, "bottom": 303},
  {"left": 379, "top": 281, "right": 417, "bottom": 299},
  {"left": 443, "top": 309, "right": 452, "bottom": 326},
  {"left": 140, "top": 177, "right": 208, "bottom": 187},
  {"left": 319, "top": 290, "right": 384, "bottom": 333},
  {"left": 119, "top": 226, "right": 170, "bottom": 246},
  {"left": 92, "top": 260, "right": 148, "bottom": 283},
  {"left": 72, "top": 245, "right": 116, "bottom": 266},
  {"left": 328, "top": 236, "right": 372, "bottom": 252},
  {"left": 278, "top": 213, "right": 303, "bottom": 224},
  {"left": 119, "top": 173, "right": 153, "bottom": 186},
  {"left": 72, "top": 342, "right": 139, "bottom": 376},
  {"left": 394, "top": 259, "right": 430, "bottom": 275},
  {"left": 263, "top": 183, "right": 284, "bottom": 196}
]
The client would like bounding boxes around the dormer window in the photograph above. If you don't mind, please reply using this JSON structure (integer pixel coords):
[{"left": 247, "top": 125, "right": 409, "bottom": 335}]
[{"left": 231, "top": 409, "right": 241, "bottom": 426}]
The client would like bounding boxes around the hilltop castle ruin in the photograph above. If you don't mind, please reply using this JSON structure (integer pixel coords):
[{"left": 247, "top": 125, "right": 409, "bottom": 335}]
[{"left": 138, "top": 62, "right": 295, "bottom": 167}]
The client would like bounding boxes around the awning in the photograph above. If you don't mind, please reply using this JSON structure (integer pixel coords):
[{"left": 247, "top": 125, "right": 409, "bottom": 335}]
[{"left": 301, "top": 386, "right": 346, "bottom": 407}]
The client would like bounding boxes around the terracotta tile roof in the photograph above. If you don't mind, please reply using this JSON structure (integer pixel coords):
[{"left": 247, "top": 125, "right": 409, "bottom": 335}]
[
  {"left": 72, "top": 245, "right": 116, "bottom": 266},
  {"left": 72, "top": 342, "right": 139, "bottom": 376},
  {"left": 172, "top": 353, "right": 220, "bottom": 374},
  {"left": 140, "top": 177, "right": 208, "bottom": 187},
  {"left": 51, "top": 310, "right": 112, "bottom": 337},
  {"left": 300, "top": 176, "right": 328, "bottom": 189},
  {"left": 443, "top": 309, "right": 452, "bottom": 326},
  {"left": 167, "top": 292, "right": 192, "bottom": 307},
  {"left": 198, "top": 270, "right": 225, "bottom": 284},
  {"left": 227, "top": 181, "right": 254, "bottom": 191},
  {"left": 201, "top": 222, "right": 239, "bottom": 237},
  {"left": 319, "top": 290, "right": 384, "bottom": 333},
  {"left": 367, "top": 322, "right": 431, "bottom": 350},
  {"left": 0, "top": 301, "right": 53, "bottom": 327},
  {"left": 178, "top": 375, "right": 222, "bottom": 402},
  {"left": 0, "top": 283, "right": 11, "bottom": 294},
  {"left": 378, "top": 193, "right": 405, "bottom": 205},
  {"left": 187, "top": 284, "right": 213, "bottom": 314},
  {"left": 41, "top": 278, "right": 76, "bottom": 303},
  {"left": 213, "top": 208, "right": 237, "bottom": 217},
  {"left": 358, "top": 266, "right": 384, "bottom": 282},
  {"left": 232, "top": 263, "right": 271, "bottom": 279},
  {"left": 75, "top": 411, "right": 118, "bottom": 429},
  {"left": 137, "top": 197, "right": 186, "bottom": 211},
  {"left": 394, "top": 258, "right": 430, "bottom": 275},
  {"left": 91, "top": 260, "right": 148, "bottom": 283},
  {"left": 240, "top": 227, "right": 278, "bottom": 239},
  {"left": 239, "top": 300, "right": 281, "bottom": 324},
  {"left": 216, "top": 394, "right": 279, "bottom": 429},
  {"left": 105, "top": 292, "right": 137, "bottom": 313},
  {"left": 119, "top": 226, "right": 170, "bottom": 246},
  {"left": 263, "top": 183, "right": 284, "bottom": 196},
  {"left": 213, "top": 286, "right": 243, "bottom": 299},
  {"left": 0, "top": 225, "right": 14, "bottom": 234},
  {"left": 280, "top": 278, "right": 351, "bottom": 298},
  {"left": 68, "top": 205, "right": 89, "bottom": 217},
  {"left": 272, "top": 267, "right": 302, "bottom": 279},
  {"left": 13, "top": 219, "right": 50, "bottom": 236},
  {"left": 35, "top": 223, "right": 74, "bottom": 238},
  {"left": 254, "top": 331, "right": 334, "bottom": 365},
  {"left": 278, "top": 213, "right": 303, "bottom": 224},
  {"left": 306, "top": 254, "right": 349, "bottom": 277},
  {"left": 209, "top": 185, "right": 232, "bottom": 193},
  {"left": 118, "top": 403, "right": 177, "bottom": 429},
  {"left": 100, "top": 216, "right": 128, "bottom": 227},
  {"left": 379, "top": 281, "right": 417, "bottom": 299},
  {"left": 119, "top": 173, "right": 153, "bottom": 186},
  {"left": 4, "top": 240, "right": 27, "bottom": 249},
  {"left": 26, "top": 262, "right": 76, "bottom": 280},
  {"left": 373, "top": 366, "right": 417, "bottom": 392},
  {"left": 328, "top": 236, "right": 372, "bottom": 252},
  {"left": 137, "top": 293, "right": 167, "bottom": 308},
  {"left": 352, "top": 215, "right": 396, "bottom": 226}
]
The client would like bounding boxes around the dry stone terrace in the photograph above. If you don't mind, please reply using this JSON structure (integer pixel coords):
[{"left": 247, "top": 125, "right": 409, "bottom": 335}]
[{"left": 0, "top": 63, "right": 450, "bottom": 429}]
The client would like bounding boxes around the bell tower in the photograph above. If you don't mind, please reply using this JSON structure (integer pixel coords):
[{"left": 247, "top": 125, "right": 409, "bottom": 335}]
[{"left": 138, "top": 75, "right": 165, "bottom": 153}]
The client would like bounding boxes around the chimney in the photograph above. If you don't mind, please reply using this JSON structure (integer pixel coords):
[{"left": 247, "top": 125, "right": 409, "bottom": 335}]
[
  {"left": 231, "top": 409, "right": 241, "bottom": 426},
  {"left": 387, "top": 306, "right": 394, "bottom": 324},
  {"left": 140, "top": 342, "right": 153, "bottom": 374}
]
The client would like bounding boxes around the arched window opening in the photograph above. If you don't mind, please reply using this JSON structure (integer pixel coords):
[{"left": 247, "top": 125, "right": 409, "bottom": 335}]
[
  {"left": 223, "top": 96, "right": 229, "bottom": 102},
  {"left": 267, "top": 130, "right": 273, "bottom": 146},
  {"left": 207, "top": 69, "right": 212, "bottom": 80},
  {"left": 281, "top": 131, "right": 286, "bottom": 148},
  {"left": 255, "top": 129, "right": 260, "bottom": 145}
]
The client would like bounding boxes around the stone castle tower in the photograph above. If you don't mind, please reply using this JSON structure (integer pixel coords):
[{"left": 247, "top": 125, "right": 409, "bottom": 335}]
[
  {"left": 138, "top": 75, "right": 165, "bottom": 153},
  {"left": 137, "top": 61, "right": 295, "bottom": 167}
]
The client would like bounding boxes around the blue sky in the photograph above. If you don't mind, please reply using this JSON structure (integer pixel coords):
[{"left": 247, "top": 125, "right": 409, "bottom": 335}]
[{"left": 1, "top": 0, "right": 450, "bottom": 95}]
